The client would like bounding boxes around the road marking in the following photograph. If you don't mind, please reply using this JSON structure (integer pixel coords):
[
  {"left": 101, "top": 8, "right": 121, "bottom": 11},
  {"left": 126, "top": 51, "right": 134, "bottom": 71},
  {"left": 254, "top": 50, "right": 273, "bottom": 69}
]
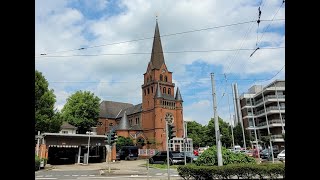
[
  {"left": 35, "top": 178, "right": 57, "bottom": 180},
  {"left": 81, "top": 175, "right": 88, "bottom": 176}
]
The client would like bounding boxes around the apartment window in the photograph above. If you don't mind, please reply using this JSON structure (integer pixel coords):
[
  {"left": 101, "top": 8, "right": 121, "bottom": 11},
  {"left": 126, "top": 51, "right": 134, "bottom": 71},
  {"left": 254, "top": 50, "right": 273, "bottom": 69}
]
[{"left": 62, "top": 131, "right": 68, "bottom": 134}]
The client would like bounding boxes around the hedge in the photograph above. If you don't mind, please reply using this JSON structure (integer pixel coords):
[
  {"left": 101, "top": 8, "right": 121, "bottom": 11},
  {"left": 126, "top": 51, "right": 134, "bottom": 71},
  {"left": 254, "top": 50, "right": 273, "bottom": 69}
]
[
  {"left": 35, "top": 155, "right": 40, "bottom": 171},
  {"left": 177, "top": 163, "right": 285, "bottom": 179}
]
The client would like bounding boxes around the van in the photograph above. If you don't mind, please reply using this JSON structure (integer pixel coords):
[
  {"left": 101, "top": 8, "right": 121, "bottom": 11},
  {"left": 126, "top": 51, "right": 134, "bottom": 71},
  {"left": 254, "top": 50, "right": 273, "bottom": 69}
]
[{"left": 119, "top": 146, "right": 139, "bottom": 160}]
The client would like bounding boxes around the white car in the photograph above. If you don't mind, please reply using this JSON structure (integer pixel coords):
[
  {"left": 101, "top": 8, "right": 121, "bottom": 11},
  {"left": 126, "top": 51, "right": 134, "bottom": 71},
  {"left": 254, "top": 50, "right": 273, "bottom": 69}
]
[{"left": 277, "top": 150, "right": 285, "bottom": 161}]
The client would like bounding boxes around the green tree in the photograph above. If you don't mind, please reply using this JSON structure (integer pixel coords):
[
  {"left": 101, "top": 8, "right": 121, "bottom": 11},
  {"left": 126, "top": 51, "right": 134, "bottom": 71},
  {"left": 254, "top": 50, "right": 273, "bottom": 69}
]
[
  {"left": 233, "top": 124, "right": 250, "bottom": 148},
  {"left": 186, "top": 121, "right": 206, "bottom": 147},
  {"left": 61, "top": 90, "right": 100, "bottom": 134},
  {"left": 116, "top": 136, "right": 134, "bottom": 151},
  {"left": 204, "top": 117, "right": 232, "bottom": 148},
  {"left": 35, "top": 70, "right": 62, "bottom": 133}
]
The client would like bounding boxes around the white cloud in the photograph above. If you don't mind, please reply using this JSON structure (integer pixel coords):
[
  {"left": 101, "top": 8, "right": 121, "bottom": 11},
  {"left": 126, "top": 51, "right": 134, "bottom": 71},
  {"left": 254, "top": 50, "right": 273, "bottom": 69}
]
[{"left": 36, "top": 0, "right": 285, "bottom": 124}]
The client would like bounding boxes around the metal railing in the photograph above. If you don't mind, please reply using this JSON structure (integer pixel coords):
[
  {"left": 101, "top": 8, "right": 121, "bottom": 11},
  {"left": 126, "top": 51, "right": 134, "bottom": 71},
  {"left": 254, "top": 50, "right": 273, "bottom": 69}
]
[
  {"left": 257, "top": 119, "right": 285, "bottom": 127},
  {"left": 256, "top": 106, "right": 285, "bottom": 115},
  {"left": 253, "top": 95, "right": 285, "bottom": 106}
]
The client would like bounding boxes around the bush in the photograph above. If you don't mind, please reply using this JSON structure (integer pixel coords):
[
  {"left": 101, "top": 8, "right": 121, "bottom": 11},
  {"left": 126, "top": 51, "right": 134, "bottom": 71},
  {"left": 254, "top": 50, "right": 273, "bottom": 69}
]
[
  {"left": 177, "top": 163, "right": 285, "bottom": 179},
  {"left": 35, "top": 155, "right": 40, "bottom": 171},
  {"left": 195, "top": 146, "right": 256, "bottom": 166}
]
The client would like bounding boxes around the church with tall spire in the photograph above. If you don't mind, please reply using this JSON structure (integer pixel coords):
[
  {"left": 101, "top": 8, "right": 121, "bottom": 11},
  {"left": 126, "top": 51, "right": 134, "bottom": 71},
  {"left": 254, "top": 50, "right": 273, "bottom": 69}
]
[{"left": 97, "top": 20, "right": 185, "bottom": 152}]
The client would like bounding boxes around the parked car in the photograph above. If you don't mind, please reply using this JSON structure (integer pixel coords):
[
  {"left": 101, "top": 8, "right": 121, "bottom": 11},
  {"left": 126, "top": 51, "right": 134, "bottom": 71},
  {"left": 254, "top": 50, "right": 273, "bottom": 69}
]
[
  {"left": 119, "top": 146, "right": 138, "bottom": 160},
  {"left": 149, "top": 151, "right": 192, "bottom": 165},
  {"left": 184, "top": 152, "right": 198, "bottom": 162},
  {"left": 277, "top": 150, "right": 285, "bottom": 161},
  {"left": 260, "top": 148, "right": 279, "bottom": 159},
  {"left": 116, "top": 152, "right": 120, "bottom": 161}
]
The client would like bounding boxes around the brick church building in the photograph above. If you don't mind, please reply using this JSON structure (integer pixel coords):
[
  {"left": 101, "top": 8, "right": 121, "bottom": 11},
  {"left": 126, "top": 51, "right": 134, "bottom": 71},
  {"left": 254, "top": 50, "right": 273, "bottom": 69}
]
[{"left": 97, "top": 21, "right": 185, "bottom": 151}]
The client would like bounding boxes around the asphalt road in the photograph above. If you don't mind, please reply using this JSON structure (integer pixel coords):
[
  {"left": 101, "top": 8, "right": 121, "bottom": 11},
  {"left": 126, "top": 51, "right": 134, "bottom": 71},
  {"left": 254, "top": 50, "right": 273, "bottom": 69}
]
[{"left": 35, "top": 168, "right": 181, "bottom": 180}]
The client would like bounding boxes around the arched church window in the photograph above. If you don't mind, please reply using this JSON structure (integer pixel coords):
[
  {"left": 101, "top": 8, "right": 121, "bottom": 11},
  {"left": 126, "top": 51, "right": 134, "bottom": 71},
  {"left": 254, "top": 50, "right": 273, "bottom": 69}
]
[
  {"left": 151, "top": 86, "right": 153, "bottom": 93},
  {"left": 163, "top": 87, "right": 166, "bottom": 94},
  {"left": 144, "top": 89, "right": 146, "bottom": 96},
  {"left": 164, "top": 76, "right": 168, "bottom": 82},
  {"left": 168, "top": 88, "right": 171, "bottom": 95},
  {"left": 160, "top": 74, "right": 163, "bottom": 81},
  {"left": 147, "top": 88, "right": 150, "bottom": 94}
]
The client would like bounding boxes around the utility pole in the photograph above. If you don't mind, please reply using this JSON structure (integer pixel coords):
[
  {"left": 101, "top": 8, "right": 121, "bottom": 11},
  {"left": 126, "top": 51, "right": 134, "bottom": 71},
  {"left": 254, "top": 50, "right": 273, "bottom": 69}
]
[
  {"left": 210, "top": 73, "right": 223, "bottom": 166},
  {"left": 184, "top": 121, "right": 187, "bottom": 165},
  {"left": 165, "top": 120, "right": 170, "bottom": 180},
  {"left": 249, "top": 97, "right": 260, "bottom": 159},
  {"left": 234, "top": 83, "right": 246, "bottom": 149},
  {"left": 262, "top": 90, "right": 275, "bottom": 163},
  {"left": 231, "top": 84, "right": 239, "bottom": 126},
  {"left": 225, "top": 74, "right": 235, "bottom": 149},
  {"left": 36, "top": 131, "right": 40, "bottom": 156}
]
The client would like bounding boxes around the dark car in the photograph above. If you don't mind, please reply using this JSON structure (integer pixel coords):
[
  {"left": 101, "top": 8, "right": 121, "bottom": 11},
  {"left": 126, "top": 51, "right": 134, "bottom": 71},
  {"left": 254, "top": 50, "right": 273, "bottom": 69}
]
[
  {"left": 119, "top": 146, "right": 139, "bottom": 160},
  {"left": 260, "top": 148, "right": 280, "bottom": 159},
  {"left": 149, "top": 151, "right": 191, "bottom": 165}
]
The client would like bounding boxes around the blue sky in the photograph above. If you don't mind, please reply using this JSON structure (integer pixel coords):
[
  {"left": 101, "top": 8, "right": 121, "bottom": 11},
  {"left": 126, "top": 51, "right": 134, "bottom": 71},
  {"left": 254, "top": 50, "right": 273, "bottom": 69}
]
[{"left": 35, "top": 0, "right": 285, "bottom": 125}]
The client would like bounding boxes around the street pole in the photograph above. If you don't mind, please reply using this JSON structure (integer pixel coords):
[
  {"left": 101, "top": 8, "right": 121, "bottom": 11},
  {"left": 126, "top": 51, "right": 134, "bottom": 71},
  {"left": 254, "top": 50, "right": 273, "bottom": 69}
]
[
  {"left": 225, "top": 77, "right": 235, "bottom": 149},
  {"left": 210, "top": 73, "right": 223, "bottom": 166},
  {"left": 231, "top": 84, "right": 239, "bottom": 126},
  {"left": 234, "top": 83, "right": 246, "bottom": 149},
  {"left": 165, "top": 120, "right": 170, "bottom": 180},
  {"left": 184, "top": 121, "right": 187, "bottom": 165},
  {"left": 86, "top": 131, "right": 91, "bottom": 164},
  {"left": 249, "top": 97, "right": 260, "bottom": 160},
  {"left": 262, "top": 90, "right": 274, "bottom": 163},
  {"left": 36, "top": 131, "right": 40, "bottom": 156}
]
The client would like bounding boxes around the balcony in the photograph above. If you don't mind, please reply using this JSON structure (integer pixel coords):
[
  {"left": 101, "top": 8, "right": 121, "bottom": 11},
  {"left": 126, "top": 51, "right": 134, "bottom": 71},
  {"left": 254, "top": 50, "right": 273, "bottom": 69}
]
[
  {"left": 256, "top": 106, "right": 285, "bottom": 116},
  {"left": 261, "top": 134, "right": 285, "bottom": 142},
  {"left": 253, "top": 95, "right": 285, "bottom": 106},
  {"left": 257, "top": 119, "right": 285, "bottom": 127},
  {"left": 246, "top": 119, "right": 285, "bottom": 130}
]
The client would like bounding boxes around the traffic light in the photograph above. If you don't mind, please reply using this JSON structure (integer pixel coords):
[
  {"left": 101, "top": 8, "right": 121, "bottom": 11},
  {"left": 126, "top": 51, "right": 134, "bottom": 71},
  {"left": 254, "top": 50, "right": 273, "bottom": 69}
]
[
  {"left": 109, "top": 131, "right": 118, "bottom": 145},
  {"left": 168, "top": 124, "right": 176, "bottom": 140}
]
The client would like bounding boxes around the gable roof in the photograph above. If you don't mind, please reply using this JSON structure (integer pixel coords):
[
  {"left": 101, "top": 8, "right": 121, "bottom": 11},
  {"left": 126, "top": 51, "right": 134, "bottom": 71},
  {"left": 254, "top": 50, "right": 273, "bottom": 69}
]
[
  {"left": 61, "top": 122, "right": 77, "bottom": 130},
  {"left": 99, "top": 101, "right": 134, "bottom": 119},
  {"left": 117, "top": 103, "right": 142, "bottom": 118}
]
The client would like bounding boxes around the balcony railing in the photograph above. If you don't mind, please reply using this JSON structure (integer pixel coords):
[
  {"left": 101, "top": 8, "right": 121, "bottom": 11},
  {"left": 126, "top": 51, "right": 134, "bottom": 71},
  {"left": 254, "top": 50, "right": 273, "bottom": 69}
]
[
  {"left": 256, "top": 106, "right": 285, "bottom": 115},
  {"left": 257, "top": 119, "right": 285, "bottom": 127},
  {"left": 253, "top": 95, "right": 285, "bottom": 106}
]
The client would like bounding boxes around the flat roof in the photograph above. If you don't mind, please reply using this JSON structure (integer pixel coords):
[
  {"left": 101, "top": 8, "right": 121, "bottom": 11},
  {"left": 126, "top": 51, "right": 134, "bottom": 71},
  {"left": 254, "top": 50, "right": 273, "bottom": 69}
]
[{"left": 42, "top": 133, "right": 107, "bottom": 138}]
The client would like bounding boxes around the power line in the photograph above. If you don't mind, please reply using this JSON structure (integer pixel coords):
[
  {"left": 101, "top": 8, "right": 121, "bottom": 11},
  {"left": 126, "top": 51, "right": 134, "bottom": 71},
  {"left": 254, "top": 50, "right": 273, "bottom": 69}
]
[
  {"left": 35, "top": 47, "right": 284, "bottom": 58},
  {"left": 37, "top": 19, "right": 284, "bottom": 56}
]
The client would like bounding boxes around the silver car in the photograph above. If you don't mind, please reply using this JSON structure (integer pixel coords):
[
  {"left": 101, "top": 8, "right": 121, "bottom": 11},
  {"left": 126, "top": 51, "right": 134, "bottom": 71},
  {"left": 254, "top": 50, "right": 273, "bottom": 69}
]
[{"left": 277, "top": 150, "right": 285, "bottom": 161}]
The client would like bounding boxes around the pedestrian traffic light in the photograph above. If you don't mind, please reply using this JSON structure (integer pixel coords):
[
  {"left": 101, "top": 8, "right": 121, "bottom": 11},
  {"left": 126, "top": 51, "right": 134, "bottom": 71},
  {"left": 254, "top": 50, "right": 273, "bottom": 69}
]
[{"left": 168, "top": 124, "right": 176, "bottom": 140}]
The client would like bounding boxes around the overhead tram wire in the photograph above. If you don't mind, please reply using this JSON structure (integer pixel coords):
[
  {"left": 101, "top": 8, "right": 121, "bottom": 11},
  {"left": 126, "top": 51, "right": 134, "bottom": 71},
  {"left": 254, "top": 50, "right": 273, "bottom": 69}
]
[{"left": 37, "top": 19, "right": 284, "bottom": 56}]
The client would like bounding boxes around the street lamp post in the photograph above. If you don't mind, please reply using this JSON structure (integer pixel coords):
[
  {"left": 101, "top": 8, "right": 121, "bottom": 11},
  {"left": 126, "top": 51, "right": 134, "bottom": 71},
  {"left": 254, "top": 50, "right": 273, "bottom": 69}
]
[{"left": 86, "top": 131, "right": 93, "bottom": 164}]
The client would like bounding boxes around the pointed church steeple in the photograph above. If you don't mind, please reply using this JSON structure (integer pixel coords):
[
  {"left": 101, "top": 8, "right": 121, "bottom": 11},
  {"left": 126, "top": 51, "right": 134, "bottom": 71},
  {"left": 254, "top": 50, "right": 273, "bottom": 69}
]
[
  {"left": 149, "top": 20, "right": 165, "bottom": 69},
  {"left": 155, "top": 82, "right": 163, "bottom": 98},
  {"left": 117, "top": 111, "right": 130, "bottom": 130},
  {"left": 175, "top": 87, "right": 183, "bottom": 101}
]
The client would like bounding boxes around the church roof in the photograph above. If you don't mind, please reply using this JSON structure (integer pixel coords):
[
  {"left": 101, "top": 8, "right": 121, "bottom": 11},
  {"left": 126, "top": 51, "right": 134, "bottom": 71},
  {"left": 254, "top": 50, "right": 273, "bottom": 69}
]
[
  {"left": 99, "top": 101, "right": 133, "bottom": 119},
  {"left": 116, "top": 111, "right": 131, "bottom": 130},
  {"left": 175, "top": 87, "right": 183, "bottom": 101},
  {"left": 149, "top": 21, "right": 165, "bottom": 70}
]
